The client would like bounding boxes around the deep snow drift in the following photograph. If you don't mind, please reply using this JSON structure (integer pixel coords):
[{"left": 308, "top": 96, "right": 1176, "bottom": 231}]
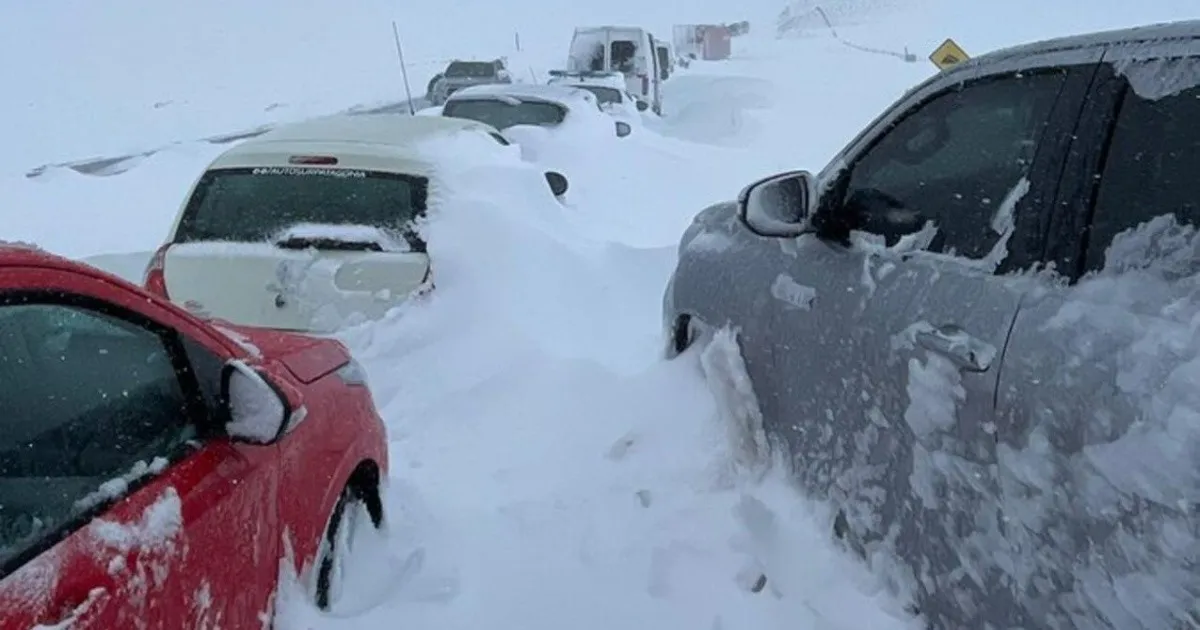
[{"left": 269, "top": 121, "right": 918, "bottom": 629}]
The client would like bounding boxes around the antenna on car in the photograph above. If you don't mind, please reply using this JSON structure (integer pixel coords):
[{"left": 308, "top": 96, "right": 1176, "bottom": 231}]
[{"left": 391, "top": 21, "right": 417, "bottom": 115}]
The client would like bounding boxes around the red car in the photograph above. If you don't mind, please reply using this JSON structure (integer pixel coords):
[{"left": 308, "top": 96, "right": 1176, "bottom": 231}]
[{"left": 0, "top": 243, "right": 388, "bottom": 628}]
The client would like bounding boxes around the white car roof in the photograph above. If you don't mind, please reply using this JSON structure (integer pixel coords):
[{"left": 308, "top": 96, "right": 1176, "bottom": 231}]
[
  {"left": 240, "top": 114, "right": 499, "bottom": 147},
  {"left": 446, "top": 83, "right": 599, "bottom": 110},
  {"left": 208, "top": 114, "right": 502, "bottom": 173},
  {"left": 548, "top": 72, "right": 627, "bottom": 90}
]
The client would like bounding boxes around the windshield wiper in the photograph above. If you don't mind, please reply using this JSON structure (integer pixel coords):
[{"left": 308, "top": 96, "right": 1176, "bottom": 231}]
[{"left": 274, "top": 236, "right": 384, "bottom": 252}]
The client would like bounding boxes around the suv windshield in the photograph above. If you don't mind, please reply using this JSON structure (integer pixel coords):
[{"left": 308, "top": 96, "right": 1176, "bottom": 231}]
[
  {"left": 575, "top": 86, "right": 623, "bottom": 106},
  {"left": 445, "top": 61, "right": 497, "bottom": 78},
  {"left": 172, "top": 167, "right": 426, "bottom": 245},
  {"left": 442, "top": 98, "right": 568, "bottom": 130}
]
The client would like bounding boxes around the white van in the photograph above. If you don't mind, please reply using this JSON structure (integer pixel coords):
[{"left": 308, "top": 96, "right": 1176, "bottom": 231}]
[
  {"left": 141, "top": 114, "right": 569, "bottom": 333},
  {"left": 567, "top": 26, "right": 663, "bottom": 115}
]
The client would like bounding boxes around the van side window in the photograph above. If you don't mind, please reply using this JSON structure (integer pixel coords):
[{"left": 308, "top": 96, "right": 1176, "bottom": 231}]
[{"left": 1082, "top": 58, "right": 1200, "bottom": 274}]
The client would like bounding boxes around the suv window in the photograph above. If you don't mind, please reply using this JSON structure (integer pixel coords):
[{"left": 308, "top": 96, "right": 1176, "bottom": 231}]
[
  {"left": 839, "top": 71, "right": 1065, "bottom": 261},
  {"left": 445, "top": 61, "right": 497, "bottom": 78},
  {"left": 173, "top": 167, "right": 427, "bottom": 245},
  {"left": 576, "top": 85, "right": 623, "bottom": 107},
  {"left": 442, "top": 98, "right": 568, "bottom": 130},
  {"left": 0, "top": 302, "right": 196, "bottom": 572},
  {"left": 1082, "top": 58, "right": 1200, "bottom": 273}
]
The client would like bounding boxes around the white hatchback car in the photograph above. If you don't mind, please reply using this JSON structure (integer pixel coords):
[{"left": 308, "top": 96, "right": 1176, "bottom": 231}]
[
  {"left": 546, "top": 69, "right": 649, "bottom": 124},
  {"left": 441, "top": 83, "right": 634, "bottom": 139},
  {"left": 142, "top": 114, "right": 570, "bottom": 333}
]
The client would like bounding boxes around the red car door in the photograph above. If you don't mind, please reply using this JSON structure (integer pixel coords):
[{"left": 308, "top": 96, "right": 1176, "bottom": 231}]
[{"left": 0, "top": 265, "right": 281, "bottom": 629}]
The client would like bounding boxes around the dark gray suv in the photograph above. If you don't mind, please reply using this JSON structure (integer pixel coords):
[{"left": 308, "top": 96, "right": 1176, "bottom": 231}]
[
  {"left": 663, "top": 19, "right": 1200, "bottom": 630},
  {"left": 427, "top": 59, "right": 513, "bottom": 106}
]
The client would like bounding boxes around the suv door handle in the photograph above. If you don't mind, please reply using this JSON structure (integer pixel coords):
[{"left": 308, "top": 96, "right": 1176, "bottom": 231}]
[{"left": 914, "top": 324, "right": 996, "bottom": 373}]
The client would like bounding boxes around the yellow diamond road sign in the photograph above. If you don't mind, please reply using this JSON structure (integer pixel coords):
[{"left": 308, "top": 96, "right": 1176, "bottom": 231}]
[{"left": 929, "top": 38, "right": 969, "bottom": 70}]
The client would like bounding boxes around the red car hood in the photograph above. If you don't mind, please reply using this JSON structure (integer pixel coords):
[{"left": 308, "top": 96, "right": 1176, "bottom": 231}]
[{"left": 210, "top": 320, "right": 350, "bottom": 384}]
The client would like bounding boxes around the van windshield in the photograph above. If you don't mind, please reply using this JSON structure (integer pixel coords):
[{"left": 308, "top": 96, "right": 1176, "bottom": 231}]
[
  {"left": 442, "top": 98, "right": 568, "bottom": 130},
  {"left": 173, "top": 167, "right": 426, "bottom": 245},
  {"left": 610, "top": 40, "right": 638, "bottom": 73}
]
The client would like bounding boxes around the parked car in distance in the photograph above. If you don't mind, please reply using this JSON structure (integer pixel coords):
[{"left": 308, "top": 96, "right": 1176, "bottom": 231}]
[
  {"left": 0, "top": 243, "right": 388, "bottom": 628},
  {"left": 142, "top": 114, "right": 570, "bottom": 333},
  {"left": 442, "top": 83, "right": 634, "bottom": 138},
  {"left": 566, "top": 26, "right": 664, "bottom": 114},
  {"left": 663, "top": 19, "right": 1200, "bottom": 630},
  {"left": 547, "top": 69, "right": 649, "bottom": 123},
  {"left": 427, "top": 58, "right": 512, "bottom": 106}
]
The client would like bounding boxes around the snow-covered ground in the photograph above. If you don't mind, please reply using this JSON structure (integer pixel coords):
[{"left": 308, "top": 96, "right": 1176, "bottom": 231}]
[{"left": 3, "top": 0, "right": 1199, "bottom": 627}]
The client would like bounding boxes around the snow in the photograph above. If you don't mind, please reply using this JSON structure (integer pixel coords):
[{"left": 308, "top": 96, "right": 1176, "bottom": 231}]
[
  {"left": 91, "top": 487, "right": 184, "bottom": 552},
  {"left": 273, "top": 223, "right": 414, "bottom": 253},
  {"left": 770, "top": 274, "right": 817, "bottom": 311},
  {"left": 213, "top": 323, "right": 265, "bottom": 359},
  {"left": 1112, "top": 55, "right": 1200, "bottom": 100},
  {"left": 226, "top": 360, "right": 288, "bottom": 443},
  {"left": 75, "top": 457, "right": 171, "bottom": 512},
  {"left": 5, "top": 0, "right": 1200, "bottom": 628}
]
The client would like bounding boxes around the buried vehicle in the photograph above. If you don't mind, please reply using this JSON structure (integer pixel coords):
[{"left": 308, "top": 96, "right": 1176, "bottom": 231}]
[
  {"left": 442, "top": 82, "right": 635, "bottom": 139},
  {"left": 0, "top": 244, "right": 388, "bottom": 627},
  {"left": 143, "top": 114, "right": 570, "bottom": 333},
  {"left": 662, "top": 19, "right": 1200, "bottom": 630},
  {"left": 547, "top": 69, "right": 650, "bottom": 124},
  {"left": 427, "top": 58, "right": 513, "bottom": 106}
]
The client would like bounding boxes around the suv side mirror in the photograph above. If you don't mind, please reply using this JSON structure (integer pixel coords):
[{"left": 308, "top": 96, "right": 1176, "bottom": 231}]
[
  {"left": 738, "top": 170, "right": 815, "bottom": 237},
  {"left": 635, "top": 99, "right": 649, "bottom": 112},
  {"left": 221, "top": 360, "right": 291, "bottom": 445},
  {"left": 615, "top": 121, "right": 633, "bottom": 138},
  {"left": 545, "top": 171, "right": 569, "bottom": 196}
]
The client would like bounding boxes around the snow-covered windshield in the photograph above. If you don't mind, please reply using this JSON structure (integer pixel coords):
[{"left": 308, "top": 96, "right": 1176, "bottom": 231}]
[
  {"left": 575, "top": 85, "right": 623, "bottom": 106},
  {"left": 173, "top": 167, "right": 426, "bottom": 244},
  {"left": 442, "top": 98, "right": 568, "bottom": 130}
]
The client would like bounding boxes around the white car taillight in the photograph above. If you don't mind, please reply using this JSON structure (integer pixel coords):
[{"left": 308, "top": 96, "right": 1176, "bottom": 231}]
[{"left": 143, "top": 243, "right": 172, "bottom": 298}]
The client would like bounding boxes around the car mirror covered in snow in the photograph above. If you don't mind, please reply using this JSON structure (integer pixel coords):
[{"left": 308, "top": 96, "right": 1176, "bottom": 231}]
[
  {"left": 222, "top": 360, "right": 291, "bottom": 445},
  {"left": 544, "top": 171, "right": 570, "bottom": 197},
  {"left": 635, "top": 99, "right": 649, "bottom": 112},
  {"left": 614, "top": 121, "right": 632, "bottom": 138},
  {"left": 738, "top": 170, "right": 815, "bottom": 237}
]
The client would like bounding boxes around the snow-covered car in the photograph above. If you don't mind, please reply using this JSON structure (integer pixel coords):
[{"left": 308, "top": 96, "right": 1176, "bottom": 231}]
[
  {"left": 442, "top": 83, "right": 633, "bottom": 139},
  {"left": 427, "top": 58, "right": 513, "bottom": 106},
  {"left": 141, "top": 114, "right": 570, "bottom": 333},
  {"left": 664, "top": 20, "right": 1200, "bottom": 630},
  {"left": 0, "top": 243, "right": 387, "bottom": 627},
  {"left": 547, "top": 69, "right": 650, "bottom": 123},
  {"left": 566, "top": 26, "right": 664, "bottom": 114}
]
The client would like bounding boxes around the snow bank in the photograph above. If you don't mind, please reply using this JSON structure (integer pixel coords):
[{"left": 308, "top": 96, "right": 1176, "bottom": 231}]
[{"left": 0, "top": 143, "right": 223, "bottom": 260}]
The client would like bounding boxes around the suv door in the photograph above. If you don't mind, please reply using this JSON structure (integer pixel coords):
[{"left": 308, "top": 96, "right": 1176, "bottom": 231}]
[
  {"left": 994, "top": 51, "right": 1200, "bottom": 629},
  {"left": 759, "top": 56, "right": 1101, "bottom": 626},
  {"left": 0, "top": 271, "right": 279, "bottom": 629}
]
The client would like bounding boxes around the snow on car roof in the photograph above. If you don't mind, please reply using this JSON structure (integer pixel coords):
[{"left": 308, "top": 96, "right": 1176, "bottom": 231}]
[
  {"left": 447, "top": 83, "right": 600, "bottom": 110},
  {"left": 240, "top": 114, "right": 500, "bottom": 148},
  {"left": 547, "top": 71, "right": 627, "bottom": 90},
  {"left": 208, "top": 114, "right": 507, "bottom": 174}
]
